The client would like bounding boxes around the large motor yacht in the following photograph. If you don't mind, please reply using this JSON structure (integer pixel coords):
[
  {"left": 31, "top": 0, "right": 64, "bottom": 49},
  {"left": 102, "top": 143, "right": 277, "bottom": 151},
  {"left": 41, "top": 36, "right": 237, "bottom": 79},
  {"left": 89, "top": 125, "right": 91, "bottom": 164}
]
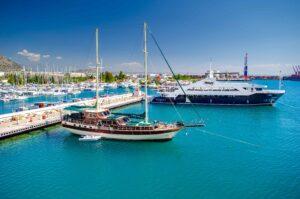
[{"left": 152, "top": 71, "right": 285, "bottom": 106}]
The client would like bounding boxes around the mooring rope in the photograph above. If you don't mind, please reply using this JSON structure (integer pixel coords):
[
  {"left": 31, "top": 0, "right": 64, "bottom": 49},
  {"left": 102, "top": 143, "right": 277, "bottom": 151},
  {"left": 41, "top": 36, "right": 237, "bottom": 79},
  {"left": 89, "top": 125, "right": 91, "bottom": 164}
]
[{"left": 197, "top": 129, "right": 260, "bottom": 147}]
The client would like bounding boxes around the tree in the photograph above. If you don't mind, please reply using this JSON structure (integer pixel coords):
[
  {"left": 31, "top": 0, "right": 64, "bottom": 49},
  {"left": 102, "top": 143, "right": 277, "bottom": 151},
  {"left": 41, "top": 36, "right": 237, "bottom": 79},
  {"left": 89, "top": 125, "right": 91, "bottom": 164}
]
[
  {"left": 115, "top": 71, "right": 126, "bottom": 81},
  {"left": 6, "top": 73, "right": 24, "bottom": 85},
  {"left": 103, "top": 71, "right": 115, "bottom": 83},
  {"left": 50, "top": 76, "right": 55, "bottom": 84}
]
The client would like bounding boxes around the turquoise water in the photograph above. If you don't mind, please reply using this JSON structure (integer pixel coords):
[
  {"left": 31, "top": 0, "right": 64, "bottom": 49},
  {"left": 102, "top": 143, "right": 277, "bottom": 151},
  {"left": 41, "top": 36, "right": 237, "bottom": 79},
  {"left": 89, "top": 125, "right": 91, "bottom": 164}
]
[{"left": 0, "top": 81, "right": 300, "bottom": 198}]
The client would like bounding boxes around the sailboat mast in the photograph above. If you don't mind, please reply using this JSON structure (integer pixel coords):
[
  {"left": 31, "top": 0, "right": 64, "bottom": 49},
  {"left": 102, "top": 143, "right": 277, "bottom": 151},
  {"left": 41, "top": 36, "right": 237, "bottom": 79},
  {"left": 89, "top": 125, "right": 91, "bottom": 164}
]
[
  {"left": 144, "top": 22, "right": 149, "bottom": 123},
  {"left": 95, "top": 28, "right": 100, "bottom": 111}
]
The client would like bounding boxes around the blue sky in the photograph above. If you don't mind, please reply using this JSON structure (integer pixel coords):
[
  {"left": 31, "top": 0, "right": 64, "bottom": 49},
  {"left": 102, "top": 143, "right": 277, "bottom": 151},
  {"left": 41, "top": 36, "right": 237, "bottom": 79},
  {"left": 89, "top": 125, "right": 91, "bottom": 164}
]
[{"left": 0, "top": 0, "right": 299, "bottom": 75}]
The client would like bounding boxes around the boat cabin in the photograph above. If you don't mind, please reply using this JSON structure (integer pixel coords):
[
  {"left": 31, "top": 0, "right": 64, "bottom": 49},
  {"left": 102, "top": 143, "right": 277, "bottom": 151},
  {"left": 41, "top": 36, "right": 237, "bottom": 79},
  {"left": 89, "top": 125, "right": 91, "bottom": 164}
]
[{"left": 83, "top": 109, "right": 111, "bottom": 124}]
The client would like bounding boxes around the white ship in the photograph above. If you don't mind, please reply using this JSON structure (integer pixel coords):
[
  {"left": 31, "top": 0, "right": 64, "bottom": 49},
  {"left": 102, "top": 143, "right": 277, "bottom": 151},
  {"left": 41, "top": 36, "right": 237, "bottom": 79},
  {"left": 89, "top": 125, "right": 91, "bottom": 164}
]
[{"left": 152, "top": 71, "right": 285, "bottom": 106}]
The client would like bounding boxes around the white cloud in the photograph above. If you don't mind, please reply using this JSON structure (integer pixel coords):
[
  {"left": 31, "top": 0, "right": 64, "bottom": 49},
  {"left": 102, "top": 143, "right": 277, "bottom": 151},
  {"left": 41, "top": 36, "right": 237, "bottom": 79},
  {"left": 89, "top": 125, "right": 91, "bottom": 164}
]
[
  {"left": 121, "top": 61, "right": 142, "bottom": 67},
  {"left": 56, "top": 56, "right": 62, "bottom": 60},
  {"left": 43, "top": 54, "right": 50, "bottom": 58},
  {"left": 17, "top": 49, "right": 41, "bottom": 62}
]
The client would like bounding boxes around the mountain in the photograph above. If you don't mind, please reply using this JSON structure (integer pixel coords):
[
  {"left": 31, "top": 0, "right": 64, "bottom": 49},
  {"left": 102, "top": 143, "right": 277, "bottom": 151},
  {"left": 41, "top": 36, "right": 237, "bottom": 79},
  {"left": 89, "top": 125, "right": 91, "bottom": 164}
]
[{"left": 0, "top": 55, "right": 22, "bottom": 72}]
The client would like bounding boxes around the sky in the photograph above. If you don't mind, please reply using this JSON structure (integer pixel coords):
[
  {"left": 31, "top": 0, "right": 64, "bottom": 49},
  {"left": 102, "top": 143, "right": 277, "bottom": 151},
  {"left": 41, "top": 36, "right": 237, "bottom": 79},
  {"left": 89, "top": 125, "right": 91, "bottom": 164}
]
[{"left": 0, "top": 0, "right": 299, "bottom": 75}]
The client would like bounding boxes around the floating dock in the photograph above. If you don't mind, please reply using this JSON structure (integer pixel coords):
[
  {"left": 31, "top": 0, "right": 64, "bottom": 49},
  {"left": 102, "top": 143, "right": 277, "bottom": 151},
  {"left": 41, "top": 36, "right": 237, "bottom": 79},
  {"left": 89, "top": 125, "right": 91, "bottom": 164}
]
[{"left": 0, "top": 93, "right": 143, "bottom": 139}]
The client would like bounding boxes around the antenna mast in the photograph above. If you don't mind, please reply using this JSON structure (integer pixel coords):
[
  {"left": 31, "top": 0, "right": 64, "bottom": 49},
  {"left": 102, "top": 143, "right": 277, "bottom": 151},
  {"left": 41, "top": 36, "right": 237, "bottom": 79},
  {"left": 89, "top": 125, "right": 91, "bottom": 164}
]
[
  {"left": 144, "top": 22, "right": 149, "bottom": 123},
  {"left": 244, "top": 53, "right": 248, "bottom": 80}
]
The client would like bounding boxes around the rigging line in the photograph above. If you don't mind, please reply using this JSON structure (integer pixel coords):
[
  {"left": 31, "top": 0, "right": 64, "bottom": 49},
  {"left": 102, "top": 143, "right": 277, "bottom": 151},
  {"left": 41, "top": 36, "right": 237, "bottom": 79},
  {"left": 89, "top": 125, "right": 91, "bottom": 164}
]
[
  {"left": 170, "top": 100, "right": 185, "bottom": 123},
  {"left": 148, "top": 29, "right": 202, "bottom": 120},
  {"left": 147, "top": 41, "right": 187, "bottom": 128},
  {"left": 198, "top": 129, "right": 260, "bottom": 148},
  {"left": 169, "top": 102, "right": 191, "bottom": 135}
]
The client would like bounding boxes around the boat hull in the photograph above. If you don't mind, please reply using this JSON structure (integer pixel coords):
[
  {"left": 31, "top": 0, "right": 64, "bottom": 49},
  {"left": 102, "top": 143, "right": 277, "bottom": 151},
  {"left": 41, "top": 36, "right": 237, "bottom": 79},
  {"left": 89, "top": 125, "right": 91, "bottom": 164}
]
[
  {"left": 62, "top": 123, "right": 180, "bottom": 141},
  {"left": 152, "top": 92, "right": 284, "bottom": 106}
]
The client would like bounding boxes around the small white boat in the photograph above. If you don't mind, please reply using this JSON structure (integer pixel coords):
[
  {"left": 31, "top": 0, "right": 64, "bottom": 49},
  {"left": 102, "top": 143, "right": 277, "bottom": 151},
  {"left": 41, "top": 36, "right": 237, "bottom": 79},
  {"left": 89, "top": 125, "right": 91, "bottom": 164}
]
[
  {"left": 78, "top": 135, "right": 102, "bottom": 141},
  {"left": 15, "top": 95, "right": 28, "bottom": 100},
  {"left": 0, "top": 97, "right": 11, "bottom": 102},
  {"left": 0, "top": 95, "right": 14, "bottom": 102},
  {"left": 128, "top": 83, "right": 138, "bottom": 89},
  {"left": 104, "top": 83, "right": 118, "bottom": 89},
  {"left": 148, "top": 83, "right": 158, "bottom": 89},
  {"left": 118, "top": 82, "right": 129, "bottom": 88},
  {"left": 15, "top": 106, "right": 29, "bottom": 112}
]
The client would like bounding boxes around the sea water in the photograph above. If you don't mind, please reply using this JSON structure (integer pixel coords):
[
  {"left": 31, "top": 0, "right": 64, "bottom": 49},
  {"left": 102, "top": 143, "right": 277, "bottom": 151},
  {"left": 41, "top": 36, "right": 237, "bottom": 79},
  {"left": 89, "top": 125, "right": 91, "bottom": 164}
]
[{"left": 0, "top": 81, "right": 299, "bottom": 198}]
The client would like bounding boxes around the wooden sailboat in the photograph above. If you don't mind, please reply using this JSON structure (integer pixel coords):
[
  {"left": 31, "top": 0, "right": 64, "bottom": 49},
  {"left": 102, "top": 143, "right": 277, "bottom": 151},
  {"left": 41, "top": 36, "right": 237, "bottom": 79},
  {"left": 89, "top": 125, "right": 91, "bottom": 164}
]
[{"left": 62, "top": 24, "right": 184, "bottom": 141}]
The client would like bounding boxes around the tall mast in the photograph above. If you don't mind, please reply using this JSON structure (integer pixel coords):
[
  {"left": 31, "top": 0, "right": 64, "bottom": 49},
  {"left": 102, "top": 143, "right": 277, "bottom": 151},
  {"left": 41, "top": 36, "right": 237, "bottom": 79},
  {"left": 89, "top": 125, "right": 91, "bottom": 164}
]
[
  {"left": 144, "top": 22, "right": 149, "bottom": 123},
  {"left": 95, "top": 28, "right": 100, "bottom": 111}
]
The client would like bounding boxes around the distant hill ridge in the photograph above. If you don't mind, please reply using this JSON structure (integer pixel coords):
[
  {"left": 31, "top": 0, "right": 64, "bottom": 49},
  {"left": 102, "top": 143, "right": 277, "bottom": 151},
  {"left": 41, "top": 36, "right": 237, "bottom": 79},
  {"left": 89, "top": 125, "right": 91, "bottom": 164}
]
[{"left": 0, "top": 55, "right": 22, "bottom": 72}]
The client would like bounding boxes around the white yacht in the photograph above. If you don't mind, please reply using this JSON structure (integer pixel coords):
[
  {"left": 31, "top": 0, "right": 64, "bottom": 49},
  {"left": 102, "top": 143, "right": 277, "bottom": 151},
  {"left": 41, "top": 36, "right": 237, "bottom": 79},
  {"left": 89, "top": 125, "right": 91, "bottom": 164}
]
[
  {"left": 152, "top": 71, "right": 285, "bottom": 106},
  {"left": 104, "top": 83, "right": 118, "bottom": 89},
  {"left": 118, "top": 82, "right": 129, "bottom": 88}
]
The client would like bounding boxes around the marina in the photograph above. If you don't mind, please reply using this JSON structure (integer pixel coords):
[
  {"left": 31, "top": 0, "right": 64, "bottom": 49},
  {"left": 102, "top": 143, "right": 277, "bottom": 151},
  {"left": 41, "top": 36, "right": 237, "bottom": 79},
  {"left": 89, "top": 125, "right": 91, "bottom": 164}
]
[
  {"left": 1, "top": 1, "right": 300, "bottom": 198},
  {"left": 0, "top": 36, "right": 299, "bottom": 199},
  {"left": 1, "top": 80, "right": 299, "bottom": 199}
]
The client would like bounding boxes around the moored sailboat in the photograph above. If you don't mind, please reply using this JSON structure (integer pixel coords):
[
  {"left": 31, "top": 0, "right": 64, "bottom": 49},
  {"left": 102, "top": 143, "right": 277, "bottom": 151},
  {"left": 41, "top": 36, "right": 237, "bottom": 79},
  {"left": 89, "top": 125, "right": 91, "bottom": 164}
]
[{"left": 62, "top": 24, "right": 187, "bottom": 141}]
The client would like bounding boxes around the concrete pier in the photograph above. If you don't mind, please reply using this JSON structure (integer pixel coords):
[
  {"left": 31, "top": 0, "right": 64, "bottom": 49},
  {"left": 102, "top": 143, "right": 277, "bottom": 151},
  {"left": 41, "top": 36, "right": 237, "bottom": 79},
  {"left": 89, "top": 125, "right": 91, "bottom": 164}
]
[{"left": 0, "top": 93, "right": 143, "bottom": 139}]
